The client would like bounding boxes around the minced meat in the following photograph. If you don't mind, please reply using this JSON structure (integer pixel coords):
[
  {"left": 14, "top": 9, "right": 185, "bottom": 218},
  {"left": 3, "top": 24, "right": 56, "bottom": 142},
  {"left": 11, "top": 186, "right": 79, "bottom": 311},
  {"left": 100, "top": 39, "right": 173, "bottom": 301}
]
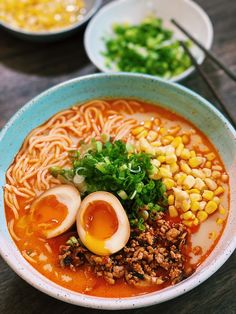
[{"left": 59, "top": 213, "right": 192, "bottom": 286}]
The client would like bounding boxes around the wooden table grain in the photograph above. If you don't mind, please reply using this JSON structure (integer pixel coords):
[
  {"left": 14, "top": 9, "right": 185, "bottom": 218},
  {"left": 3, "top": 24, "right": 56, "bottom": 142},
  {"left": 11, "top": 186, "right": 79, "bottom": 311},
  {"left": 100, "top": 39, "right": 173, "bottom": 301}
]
[{"left": 0, "top": 0, "right": 236, "bottom": 313}]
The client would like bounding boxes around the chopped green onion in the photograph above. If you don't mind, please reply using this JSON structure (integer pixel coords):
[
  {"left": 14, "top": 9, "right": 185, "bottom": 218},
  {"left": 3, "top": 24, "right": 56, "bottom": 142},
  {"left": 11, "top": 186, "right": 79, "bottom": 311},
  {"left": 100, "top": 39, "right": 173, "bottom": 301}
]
[
  {"left": 117, "top": 190, "right": 128, "bottom": 200},
  {"left": 96, "top": 141, "right": 103, "bottom": 153},
  {"left": 102, "top": 16, "right": 191, "bottom": 79},
  {"left": 66, "top": 236, "right": 78, "bottom": 246}
]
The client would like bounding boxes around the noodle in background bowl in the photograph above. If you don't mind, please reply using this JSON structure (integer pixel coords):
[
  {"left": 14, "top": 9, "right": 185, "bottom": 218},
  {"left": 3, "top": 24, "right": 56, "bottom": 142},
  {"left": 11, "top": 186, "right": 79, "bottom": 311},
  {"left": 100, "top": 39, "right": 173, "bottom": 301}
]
[{"left": 0, "top": 73, "right": 236, "bottom": 309}]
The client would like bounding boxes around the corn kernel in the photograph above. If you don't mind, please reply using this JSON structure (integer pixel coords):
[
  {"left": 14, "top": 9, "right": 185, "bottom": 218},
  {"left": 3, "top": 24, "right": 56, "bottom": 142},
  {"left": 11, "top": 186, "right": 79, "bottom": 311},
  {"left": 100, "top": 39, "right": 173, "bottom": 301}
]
[
  {"left": 147, "top": 130, "right": 158, "bottom": 142},
  {"left": 139, "top": 138, "right": 155, "bottom": 155},
  {"left": 181, "top": 211, "right": 195, "bottom": 220},
  {"left": 144, "top": 121, "right": 152, "bottom": 129},
  {"left": 166, "top": 154, "right": 177, "bottom": 164},
  {"left": 205, "top": 161, "right": 212, "bottom": 168},
  {"left": 212, "top": 165, "right": 223, "bottom": 171},
  {"left": 162, "top": 135, "right": 174, "bottom": 145},
  {"left": 212, "top": 171, "right": 221, "bottom": 179},
  {"left": 169, "top": 162, "right": 179, "bottom": 173},
  {"left": 151, "top": 159, "right": 161, "bottom": 168},
  {"left": 136, "top": 129, "right": 148, "bottom": 139},
  {"left": 159, "top": 167, "right": 172, "bottom": 178},
  {"left": 194, "top": 178, "right": 206, "bottom": 191},
  {"left": 197, "top": 211, "right": 208, "bottom": 222},
  {"left": 202, "top": 190, "right": 214, "bottom": 201},
  {"left": 180, "top": 162, "right": 191, "bottom": 174},
  {"left": 183, "top": 220, "right": 193, "bottom": 227},
  {"left": 171, "top": 136, "right": 182, "bottom": 148},
  {"left": 169, "top": 205, "right": 178, "bottom": 217},
  {"left": 216, "top": 218, "right": 223, "bottom": 225},
  {"left": 168, "top": 125, "right": 181, "bottom": 135},
  {"left": 180, "top": 148, "right": 191, "bottom": 160},
  {"left": 209, "top": 231, "right": 216, "bottom": 239},
  {"left": 159, "top": 127, "right": 167, "bottom": 135},
  {"left": 151, "top": 140, "right": 161, "bottom": 147},
  {"left": 199, "top": 201, "right": 206, "bottom": 210},
  {"left": 182, "top": 134, "right": 190, "bottom": 145},
  {"left": 193, "top": 218, "right": 199, "bottom": 226},
  {"left": 188, "top": 188, "right": 200, "bottom": 194},
  {"left": 154, "top": 118, "right": 160, "bottom": 126},
  {"left": 189, "top": 157, "right": 204, "bottom": 168},
  {"left": 205, "top": 201, "right": 218, "bottom": 214},
  {"left": 191, "top": 201, "right": 200, "bottom": 212},
  {"left": 182, "top": 199, "right": 190, "bottom": 212},
  {"left": 163, "top": 178, "right": 175, "bottom": 190},
  {"left": 205, "top": 178, "right": 217, "bottom": 190},
  {"left": 173, "top": 187, "right": 189, "bottom": 201},
  {"left": 221, "top": 174, "right": 229, "bottom": 182},
  {"left": 199, "top": 146, "right": 210, "bottom": 153},
  {"left": 165, "top": 146, "right": 175, "bottom": 155},
  {"left": 132, "top": 126, "right": 144, "bottom": 135},
  {"left": 176, "top": 143, "right": 184, "bottom": 156},
  {"left": 183, "top": 175, "right": 195, "bottom": 189},
  {"left": 190, "top": 150, "right": 196, "bottom": 158},
  {"left": 157, "top": 155, "right": 166, "bottom": 163},
  {"left": 190, "top": 193, "right": 202, "bottom": 202},
  {"left": 214, "top": 186, "right": 224, "bottom": 196},
  {"left": 206, "top": 152, "right": 216, "bottom": 161},
  {"left": 212, "top": 196, "right": 220, "bottom": 205},
  {"left": 219, "top": 205, "right": 226, "bottom": 215},
  {"left": 161, "top": 163, "right": 170, "bottom": 170},
  {"left": 176, "top": 173, "right": 187, "bottom": 185},
  {"left": 168, "top": 195, "right": 175, "bottom": 205},
  {"left": 191, "top": 169, "right": 205, "bottom": 179},
  {"left": 202, "top": 168, "right": 212, "bottom": 177},
  {"left": 139, "top": 137, "right": 149, "bottom": 149}
]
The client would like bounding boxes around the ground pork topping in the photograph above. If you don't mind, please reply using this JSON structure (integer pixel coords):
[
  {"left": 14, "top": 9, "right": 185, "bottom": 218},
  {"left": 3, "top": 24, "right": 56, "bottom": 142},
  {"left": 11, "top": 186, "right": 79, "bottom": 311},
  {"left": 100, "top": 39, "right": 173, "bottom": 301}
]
[{"left": 59, "top": 213, "right": 192, "bottom": 286}]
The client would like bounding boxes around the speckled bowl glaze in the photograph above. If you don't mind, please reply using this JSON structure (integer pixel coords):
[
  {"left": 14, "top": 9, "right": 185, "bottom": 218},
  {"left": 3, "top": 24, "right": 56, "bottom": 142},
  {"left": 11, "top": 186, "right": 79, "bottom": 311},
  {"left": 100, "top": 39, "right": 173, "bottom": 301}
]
[
  {"left": 0, "top": 73, "right": 236, "bottom": 310},
  {"left": 0, "top": 0, "right": 101, "bottom": 42}
]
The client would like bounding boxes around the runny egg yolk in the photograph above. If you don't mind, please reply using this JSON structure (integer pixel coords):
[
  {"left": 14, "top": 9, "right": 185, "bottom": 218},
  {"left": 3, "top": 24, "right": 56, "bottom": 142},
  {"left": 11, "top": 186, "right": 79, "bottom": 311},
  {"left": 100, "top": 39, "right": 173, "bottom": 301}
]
[
  {"left": 83, "top": 201, "right": 118, "bottom": 240},
  {"left": 31, "top": 195, "right": 68, "bottom": 234}
]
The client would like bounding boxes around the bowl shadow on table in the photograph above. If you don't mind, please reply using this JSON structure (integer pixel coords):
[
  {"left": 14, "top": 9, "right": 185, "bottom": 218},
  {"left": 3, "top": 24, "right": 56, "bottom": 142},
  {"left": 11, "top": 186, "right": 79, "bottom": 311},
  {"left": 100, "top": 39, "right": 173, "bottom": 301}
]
[
  {"left": 1, "top": 253, "right": 236, "bottom": 314},
  {"left": 0, "top": 27, "right": 98, "bottom": 77}
]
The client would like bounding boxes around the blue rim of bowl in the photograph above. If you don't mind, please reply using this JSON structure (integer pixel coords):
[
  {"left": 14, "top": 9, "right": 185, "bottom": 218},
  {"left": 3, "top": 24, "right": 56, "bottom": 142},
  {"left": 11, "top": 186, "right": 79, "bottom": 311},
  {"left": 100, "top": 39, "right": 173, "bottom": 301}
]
[
  {"left": 84, "top": 0, "right": 214, "bottom": 82},
  {"left": 0, "top": 73, "right": 236, "bottom": 310},
  {"left": 0, "top": 0, "right": 102, "bottom": 37}
]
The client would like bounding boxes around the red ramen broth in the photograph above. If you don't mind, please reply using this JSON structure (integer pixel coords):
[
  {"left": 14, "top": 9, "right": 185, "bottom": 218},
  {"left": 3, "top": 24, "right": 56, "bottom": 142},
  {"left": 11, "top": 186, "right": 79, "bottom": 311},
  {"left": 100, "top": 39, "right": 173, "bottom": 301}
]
[{"left": 4, "top": 99, "right": 229, "bottom": 297}]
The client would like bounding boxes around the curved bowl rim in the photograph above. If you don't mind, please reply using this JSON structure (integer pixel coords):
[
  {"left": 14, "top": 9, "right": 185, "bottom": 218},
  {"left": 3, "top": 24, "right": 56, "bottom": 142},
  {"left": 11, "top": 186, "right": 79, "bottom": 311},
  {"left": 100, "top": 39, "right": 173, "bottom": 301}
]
[
  {"left": 0, "top": 72, "right": 236, "bottom": 310},
  {"left": 84, "top": 0, "right": 214, "bottom": 82},
  {"left": 0, "top": 0, "right": 102, "bottom": 37}
]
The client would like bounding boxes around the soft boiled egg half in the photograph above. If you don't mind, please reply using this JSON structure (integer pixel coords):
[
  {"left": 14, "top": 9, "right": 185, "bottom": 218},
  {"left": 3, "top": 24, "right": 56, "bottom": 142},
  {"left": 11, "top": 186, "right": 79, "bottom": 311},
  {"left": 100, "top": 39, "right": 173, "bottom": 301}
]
[
  {"left": 30, "top": 185, "right": 81, "bottom": 239},
  {"left": 76, "top": 191, "right": 130, "bottom": 256}
]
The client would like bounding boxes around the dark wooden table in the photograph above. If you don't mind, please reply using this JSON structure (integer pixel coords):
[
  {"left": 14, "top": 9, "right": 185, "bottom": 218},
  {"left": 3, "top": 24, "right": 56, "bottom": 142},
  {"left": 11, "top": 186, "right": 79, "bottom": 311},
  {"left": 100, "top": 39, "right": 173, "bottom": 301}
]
[{"left": 0, "top": 0, "right": 236, "bottom": 313}]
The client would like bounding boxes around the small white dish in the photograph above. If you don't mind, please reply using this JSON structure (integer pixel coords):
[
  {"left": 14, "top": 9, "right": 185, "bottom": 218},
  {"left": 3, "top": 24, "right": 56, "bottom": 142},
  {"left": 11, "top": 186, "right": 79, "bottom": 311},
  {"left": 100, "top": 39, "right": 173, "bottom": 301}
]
[{"left": 84, "top": 0, "right": 214, "bottom": 82}]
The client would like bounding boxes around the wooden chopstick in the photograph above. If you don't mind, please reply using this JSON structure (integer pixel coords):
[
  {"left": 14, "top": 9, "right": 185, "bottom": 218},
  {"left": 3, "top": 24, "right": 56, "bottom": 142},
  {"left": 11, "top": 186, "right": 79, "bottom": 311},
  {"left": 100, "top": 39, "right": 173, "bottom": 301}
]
[
  {"left": 171, "top": 19, "right": 236, "bottom": 82},
  {"left": 179, "top": 41, "right": 235, "bottom": 127}
]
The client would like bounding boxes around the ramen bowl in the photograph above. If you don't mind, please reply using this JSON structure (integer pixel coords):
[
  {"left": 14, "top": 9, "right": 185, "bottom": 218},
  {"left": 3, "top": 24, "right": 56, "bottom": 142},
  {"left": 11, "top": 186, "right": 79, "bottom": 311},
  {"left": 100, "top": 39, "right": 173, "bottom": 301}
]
[{"left": 0, "top": 73, "right": 236, "bottom": 309}]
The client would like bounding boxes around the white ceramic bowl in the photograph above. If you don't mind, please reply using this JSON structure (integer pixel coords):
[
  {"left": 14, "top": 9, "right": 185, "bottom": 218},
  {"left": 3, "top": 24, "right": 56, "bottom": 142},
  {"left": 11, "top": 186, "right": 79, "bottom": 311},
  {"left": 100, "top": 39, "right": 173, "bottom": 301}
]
[
  {"left": 85, "top": 0, "right": 214, "bottom": 82},
  {"left": 0, "top": 74, "right": 236, "bottom": 310}
]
